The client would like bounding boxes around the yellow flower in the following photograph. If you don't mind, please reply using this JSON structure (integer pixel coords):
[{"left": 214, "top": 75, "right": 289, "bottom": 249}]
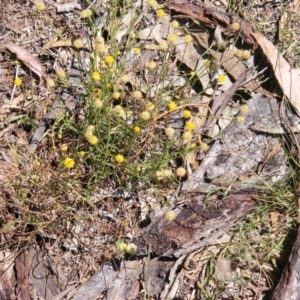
[
  {"left": 120, "top": 75, "right": 129, "bottom": 84},
  {"left": 134, "top": 126, "right": 141, "bottom": 133},
  {"left": 182, "top": 131, "right": 193, "bottom": 141},
  {"left": 60, "top": 144, "right": 68, "bottom": 151},
  {"left": 156, "top": 171, "right": 164, "bottom": 181},
  {"left": 73, "top": 39, "right": 84, "bottom": 49},
  {"left": 126, "top": 243, "right": 137, "bottom": 254},
  {"left": 168, "top": 101, "right": 177, "bottom": 111},
  {"left": 165, "top": 210, "right": 176, "bottom": 221},
  {"left": 64, "top": 157, "right": 75, "bottom": 169},
  {"left": 167, "top": 34, "right": 177, "bottom": 42},
  {"left": 185, "top": 121, "right": 195, "bottom": 131},
  {"left": 57, "top": 70, "right": 66, "bottom": 79},
  {"left": 242, "top": 50, "right": 251, "bottom": 59},
  {"left": 80, "top": 9, "right": 92, "bottom": 18},
  {"left": 236, "top": 116, "right": 245, "bottom": 124},
  {"left": 176, "top": 167, "right": 186, "bottom": 177},
  {"left": 190, "top": 71, "right": 196, "bottom": 77},
  {"left": 96, "top": 44, "right": 106, "bottom": 53},
  {"left": 170, "top": 20, "right": 179, "bottom": 29},
  {"left": 133, "top": 91, "right": 142, "bottom": 99},
  {"left": 240, "top": 105, "right": 249, "bottom": 114},
  {"left": 235, "top": 49, "right": 243, "bottom": 58},
  {"left": 113, "top": 105, "right": 125, "bottom": 117},
  {"left": 165, "top": 127, "right": 175, "bottom": 137},
  {"left": 79, "top": 151, "right": 86, "bottom": 157},
  {"left": 95, "top": 36, "right": 105, "bottom": 45},
  {"left": 159, "top": 41, "right": 168, "bottom": 51},
  {"left": 105, "top": 55, "right": 114, "bottom": 64},
  {"left": 146, "top": 102, "right": 155, "bottom": 111},
  {"left": 36, "top": 2, "right": 45, "bottom": 11},
  {"left": 115, "top": 154, "right": 124, "bottom": 163},
  {"left": 218, "top": 74, "right": 227, "bottom": 84},
  {"left": 203, "top": 59, "right": 211, "bottom": 67},
  {"left": 156, "top": 9, "right": 165, "bottom": 17},
  {"left": 230, "top": 22, "right": 240, "bottom": 31},
  {"left": 200, "top": 142, "right": 208, "bottom": 152},
  {"left": 183, "top": 110, "right": 191, "bottom": 118},
  {"left": 118, "top": 242, "right": 128, "bottom": 251},
  {"left": 46, "top": 79, "right": 55, "bottom": 88},
  {"left": 94, "top": 99, "right": 103, "bottom": 108},
  {"left": 184, "top": 35, "right": 193, "bottom": 43},
  {"left": 146, "top": 0, "right": 158, "bottom": 9},
  {"left": 88, "top": 135, "right": 99, "bottom": 145},
  {"left": 91, "top": 71, "right": 101, "bottom": 81},
  {"left": 136, "top": 166, "right": 141, "bottom": 172},
  {"left": 14, "top": 77, "right": 22, "bottom": 86},
  {"left": 86, "top": 125, "right": 95, "bottom": 132},
  {"left": 147, "top": 61, "right": 157, "bottom": 70},
  {"left": 133, "top": 47, "right": 141, "bottom": 55},
  {"left": 162, "top": 169, "right": 172, "bottom": 178},
  {"left": 112, "top": 92, "right": 120, "bottom": 100},
  {"left": 140, "top": 111, "right": 151, "bottom": 121}
]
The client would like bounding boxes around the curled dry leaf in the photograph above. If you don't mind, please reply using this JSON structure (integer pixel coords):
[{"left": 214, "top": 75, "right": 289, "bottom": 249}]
[
  {"left": 6, "top": 42, "right": 44, "bottom": 80},
  {"left": 252, "top": 31, "right": 300, "bottom": 115}
]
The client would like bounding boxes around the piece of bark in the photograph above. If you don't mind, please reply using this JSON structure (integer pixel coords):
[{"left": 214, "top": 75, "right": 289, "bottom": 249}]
[
  {"left": 73, "top": 193, "right": 256, "bottom": 299},
  {"left": 271, "top": 226, "right": 300, "bottom": 300}
]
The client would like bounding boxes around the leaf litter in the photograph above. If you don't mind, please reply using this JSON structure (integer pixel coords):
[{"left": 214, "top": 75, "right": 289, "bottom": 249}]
[{"left": 0, "top": 0, "right": 299, "bottom": 299}]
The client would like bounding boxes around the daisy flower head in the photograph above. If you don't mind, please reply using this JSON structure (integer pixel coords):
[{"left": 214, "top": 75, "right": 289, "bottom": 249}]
[
  {"left": 133, "top": 126, "right": 141, "bottom": 133},
  {"left": 120, "top": 75, "right": 129, "bottom": 84},
  {"left": 133, "top": 47, "right": 141, "bottom": 55},
  {"left": 46, "top": 78, "right": 55, "bottom": 88},
  {"left": 36, "top": 2, "right": 46, "bottom": 11},
  {"left": 167, "top": 33, "right": 177, "bottom": 43},
  {"left": 60, "top": 144, "right": 68, "bottom": 152},
  {"left": 182, "top": 131, "right": 193, "bottom": 141},
  {"left": 171, "top": 20, "right": 179, "bottom": 29},
  {"left": 165, "top": 127, "right": 175, "bottom": 138},
  {"left": 140, "top": 111, "right": 151, "bottom": 121},
  {"left": 73, "top": 39, "right": 84, "bottom": 49},
  {"left": 91, "top": 71, "right": 101, "bottom": 81},
  {"left": 184, "top": 35, "right": 193, "bottom": 43},
  {"left": 146, "top": 102, "right": 155, "bottom": 111},
  {"left": 200, "top": 142, "right": 208, "bottom": 152},
  {"left": 165, "top": 210, "right": 176, "bottom": 221},
  {"left": 239, "top": 105, "right": 249, "bottom": 114},
  {"left": 126, "top": 243, "right": 137, "bottom": 254},
  {"left": 80, "top": 9, "right": 92, "bottom": 18},
  {"left": 156, "top": 9, "right": 165, "bottom": 17},
  {"left": 168, "top": 101, "right": 177, "bottom": 111},
  {"left": 236, "top": 116, "right": 245, "bottom": 124},
  {"left": 147, "top": 61, "right": 157, "bottom": 70},
  {"left": 133, "top": 91, "right": 142, "bottom": 99},
  {"left": 159, "top": 41, "right": 168, "bottom": 51},
  {"left": 94, "top": 99, "right": 103, "bottom": 108},
  {"left": 56, "top": 69, "right": 66, "bottom": 79},
  {"left": 185, "top": 121, "right": 195, "bottom": 131},
  {"left": 218, "top": 73, "right": 227, "bottom": 84},
  {"left": 14, "top": 77, "right": 22, "bottom": 86},
  {"left": 242, "top": 50, "right": 251, "bottom": 60},
  {"left": 115, "top": 154, "right": 124, "bottom": 163},
  {"left": 235, "top": 49, "right": 243, "bottom": 58},
  {"left": 176, "top": 167, "right": 187, "bottom": 177},
  {"left": 230, "top": 22, "right": 240, "bottom": 32},
  {"left": 105, "top": 55, "right": 114, "bottom": 64},
  {"left": 88, "top": 135, "right": 99, "bottom": 145},
  {"left": 112, "top": 92, "right": 120, "bottom": 100},
  {"left": 146, "top": 0, "right": 158, "bottom": 9},
  {"left": 64, "top": 157, "right": 75, "bottom": 169},
  {"left": 183, "top": 110, "right": 191, "bottom": 119},
  {"left": 79, "top": 151, "right": 86, "bottom": 157}
]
